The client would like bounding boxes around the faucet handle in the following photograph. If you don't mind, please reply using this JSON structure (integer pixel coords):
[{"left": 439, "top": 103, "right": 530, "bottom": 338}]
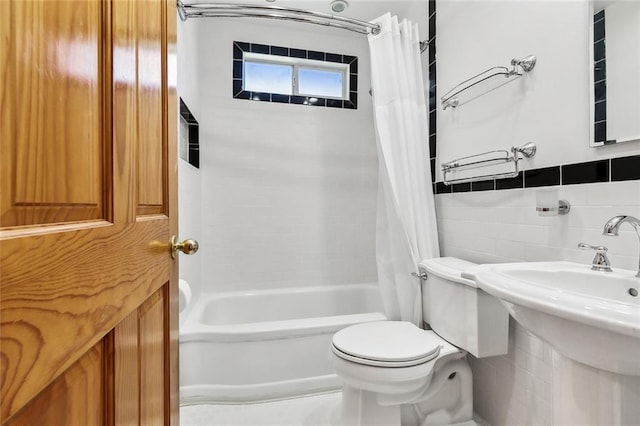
[
  {"left": 578, "top": 243, "right": 613, "bottom": 272},
  {"left": 578, "top": 243, "right": 608, "bottom": 253}
]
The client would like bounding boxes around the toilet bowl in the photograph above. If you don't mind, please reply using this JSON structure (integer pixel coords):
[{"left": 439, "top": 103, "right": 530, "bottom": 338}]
[{"left": 330, "top": 257, "right": 509, "bottom": 426}]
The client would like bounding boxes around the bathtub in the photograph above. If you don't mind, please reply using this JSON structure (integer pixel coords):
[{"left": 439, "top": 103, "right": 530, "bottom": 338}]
[{"left": 179, "top": 283, "right": 386, "bottom": 405}]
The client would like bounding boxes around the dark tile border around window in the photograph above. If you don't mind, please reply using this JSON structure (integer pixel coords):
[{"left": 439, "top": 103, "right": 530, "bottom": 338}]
[
  {"left": 179, "top": 98, "right": 199, "bottom": 169},
  {"left": 232, "top": 41, "right": 358, "bottom": 109},
  {"left": 434, "top": 155, "right": 640, "bottom": 194}
]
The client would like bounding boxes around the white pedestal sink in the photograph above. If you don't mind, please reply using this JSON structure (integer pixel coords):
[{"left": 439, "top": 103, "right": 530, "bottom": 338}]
[
  {"left": 471, "top": 261, "right": 640, "bottom": 376},
  {"left": 470, "top": 261, "right": 640, "bottom": 424}
]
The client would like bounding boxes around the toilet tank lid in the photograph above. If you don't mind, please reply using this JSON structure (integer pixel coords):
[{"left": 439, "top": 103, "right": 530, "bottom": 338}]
[{"left": 419, "top": 257, "right": 478, "bottom": 288}]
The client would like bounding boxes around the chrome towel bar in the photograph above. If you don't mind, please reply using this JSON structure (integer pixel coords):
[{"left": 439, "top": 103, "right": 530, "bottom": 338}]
[{"left": 441, "top": 55, "right": 537, "bottom": 110}]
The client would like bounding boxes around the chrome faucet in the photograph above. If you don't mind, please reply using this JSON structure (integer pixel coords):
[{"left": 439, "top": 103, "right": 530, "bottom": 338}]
[{"left": 602, "top": 215, "right": 640, "bottom": 278}]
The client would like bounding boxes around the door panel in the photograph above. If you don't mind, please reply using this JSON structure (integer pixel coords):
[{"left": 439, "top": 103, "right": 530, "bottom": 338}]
[
  {"left": 0, "top": 0, "right": 178, "bottom": 423},
  {"left": 136, "top": 0, "right": 166, "bottom": 217},
  {"left": 114, "top": 309, "right": 140, "bottom": 426},
  {"left": 139, "top": 288, "right": 166, "bottom": 425},
  {"left": 0, "top": 0, "right": 108, "bottom": 227},
  {"left": 0, "top": 219, "right": 170, "bottom": 421},
  {"left": 4, "top": 342, "right": 104, "bottom": 426},
  {"left": 112, "top": 286, "right": 170, "bottom": 426}
]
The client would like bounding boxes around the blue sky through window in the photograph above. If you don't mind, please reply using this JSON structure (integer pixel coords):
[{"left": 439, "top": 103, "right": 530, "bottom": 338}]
[
  {"left": 298, "top": 68, "right": 343, "bottom": 98},
  {"left": 244, "top": 61, "right": 293, "bottom": 95}
]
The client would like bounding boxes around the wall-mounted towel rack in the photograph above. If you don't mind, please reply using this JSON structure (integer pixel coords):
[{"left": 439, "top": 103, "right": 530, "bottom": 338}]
[
  {"left": 441, "top": 142, "right": 536, "bottom": 185},
  {"left": 441, "top": 55, "right": 536, "bottom": 110}
]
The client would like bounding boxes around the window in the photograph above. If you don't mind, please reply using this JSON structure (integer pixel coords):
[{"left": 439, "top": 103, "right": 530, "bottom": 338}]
[
  {"left": 244, "top": 60, "right": 294, "bottom": 95},
  {"left": 298, "top": 67, "right": 344, "bottom": 99},
  {"left": 233, "top": 41, "right": 358, "bottom": 109},
  {"left": 243, "top": 53, "right": 347, "bottom": 99}
]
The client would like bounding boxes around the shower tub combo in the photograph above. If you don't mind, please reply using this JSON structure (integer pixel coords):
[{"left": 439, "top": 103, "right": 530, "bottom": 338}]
[{"left": 180, "top": 283, "right": 385, "bottom": 404}]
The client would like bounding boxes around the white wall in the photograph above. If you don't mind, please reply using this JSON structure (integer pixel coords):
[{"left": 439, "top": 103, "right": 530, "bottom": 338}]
[
  {"left": 178, "top": 17, "right": 380, "bottom": 294},
  {"left": 178, "top": 17, "right": 204, "bottom": 306},
  {"left": 436, "top": 0, "right": 639, "bottom": 180},
  {"left": 436, "top": 1, "right": 640, "bottom": 424}
]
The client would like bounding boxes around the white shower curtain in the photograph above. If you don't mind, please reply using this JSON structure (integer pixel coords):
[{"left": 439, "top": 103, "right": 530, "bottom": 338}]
[{"left": 368, "top": 13, "right": 440, "bottom": 326}]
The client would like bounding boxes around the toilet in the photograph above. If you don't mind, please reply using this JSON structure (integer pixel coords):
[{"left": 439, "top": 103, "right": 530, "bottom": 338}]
[{"left": 330, "top": 257, "right": 509, "bottom": 426}]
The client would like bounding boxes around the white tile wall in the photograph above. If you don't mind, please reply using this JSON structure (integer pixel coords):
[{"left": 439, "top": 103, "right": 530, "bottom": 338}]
[
  {"left": 436, "top": 181, "right": 640, "bottom": 271},
  {"left": 178, "top": 16, "right": 204, "bottom": 306},
  {"left": 178, "top": 17, "right": 384, "bottom": 294},
  {"left": 468, "top": 320, "right": 554, "bottom": 426},
  {"left": 438, "top": 180, "right": 640, "bottom": 425}
]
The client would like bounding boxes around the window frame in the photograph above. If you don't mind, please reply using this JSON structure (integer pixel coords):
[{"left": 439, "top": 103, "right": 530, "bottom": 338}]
[
  {"left": 243, "top": 52, "right": 350, "bottom": 100},
  {"left": 232, "top": 41, "right": 358, "bottom": 110}
]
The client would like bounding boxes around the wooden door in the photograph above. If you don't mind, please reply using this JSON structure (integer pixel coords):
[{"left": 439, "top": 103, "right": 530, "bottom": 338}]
[{"left": 0, "top": 0, "right": 179, "bottom": 424}]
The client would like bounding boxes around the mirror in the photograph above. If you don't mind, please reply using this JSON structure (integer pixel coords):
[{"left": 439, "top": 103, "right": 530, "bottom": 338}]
[{"left": 590, "top": 0, "right": 640, "bottom": 147}]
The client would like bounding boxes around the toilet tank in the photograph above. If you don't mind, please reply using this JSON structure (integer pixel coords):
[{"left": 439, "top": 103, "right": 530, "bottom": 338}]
[{"left": 420, "top": 257, "right": 508, "bottom": 358}]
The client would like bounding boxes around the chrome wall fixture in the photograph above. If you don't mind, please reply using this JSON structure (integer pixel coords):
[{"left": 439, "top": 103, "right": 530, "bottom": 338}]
[
  {"left": 441, "top": 142, "right": 537, "bottom": 185},
  {"left": 535, "top": 189, "right": 571, "bottom": 216},
  {"left": 440, "top": 55, "right": 537, "bottom": 110}
]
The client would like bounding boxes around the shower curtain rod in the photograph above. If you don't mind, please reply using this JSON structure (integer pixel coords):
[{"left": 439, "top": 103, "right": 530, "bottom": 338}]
[
  {"left": 177, "top": 1, "right": 429, "bottom": 52},
  {"left": 177, "top": 2, "right": 380, "bottom": 34}
]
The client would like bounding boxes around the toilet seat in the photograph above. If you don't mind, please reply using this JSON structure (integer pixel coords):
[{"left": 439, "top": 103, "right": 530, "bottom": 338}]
[{"left": 331, "top": 321, "right": 443, "bottom": 367}]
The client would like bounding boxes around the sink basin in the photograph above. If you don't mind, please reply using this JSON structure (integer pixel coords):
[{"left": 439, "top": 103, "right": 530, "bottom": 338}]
[{"left": 470, "top": 261, "right": 640, "bottom": 376}]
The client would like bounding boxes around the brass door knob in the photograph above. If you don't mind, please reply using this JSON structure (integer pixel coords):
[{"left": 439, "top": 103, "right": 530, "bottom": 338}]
[{"left": 171, "top": 235, "right": 199, "bottom": 259}]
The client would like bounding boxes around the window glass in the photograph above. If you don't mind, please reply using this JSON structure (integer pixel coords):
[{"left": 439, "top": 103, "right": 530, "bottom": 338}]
[
  {"left": 298, "top": 68, "right": 344, "bottom": 99},
  {"left": 244, "top": 61, "right": 293, "bottom": 95}
]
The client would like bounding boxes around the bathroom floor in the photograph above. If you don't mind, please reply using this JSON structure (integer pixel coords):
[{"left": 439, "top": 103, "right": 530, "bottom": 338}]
[
  {"left": 180, "top": 392, "right": 341, "bottom": 426},
  {"left": 180, "top": 392, "right": 486, "bottom": 426}
]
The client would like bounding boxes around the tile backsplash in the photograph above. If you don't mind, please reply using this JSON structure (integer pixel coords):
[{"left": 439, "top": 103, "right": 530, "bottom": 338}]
[{"left": 436, "top": 180, "right": 640, "bottom": 269}]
